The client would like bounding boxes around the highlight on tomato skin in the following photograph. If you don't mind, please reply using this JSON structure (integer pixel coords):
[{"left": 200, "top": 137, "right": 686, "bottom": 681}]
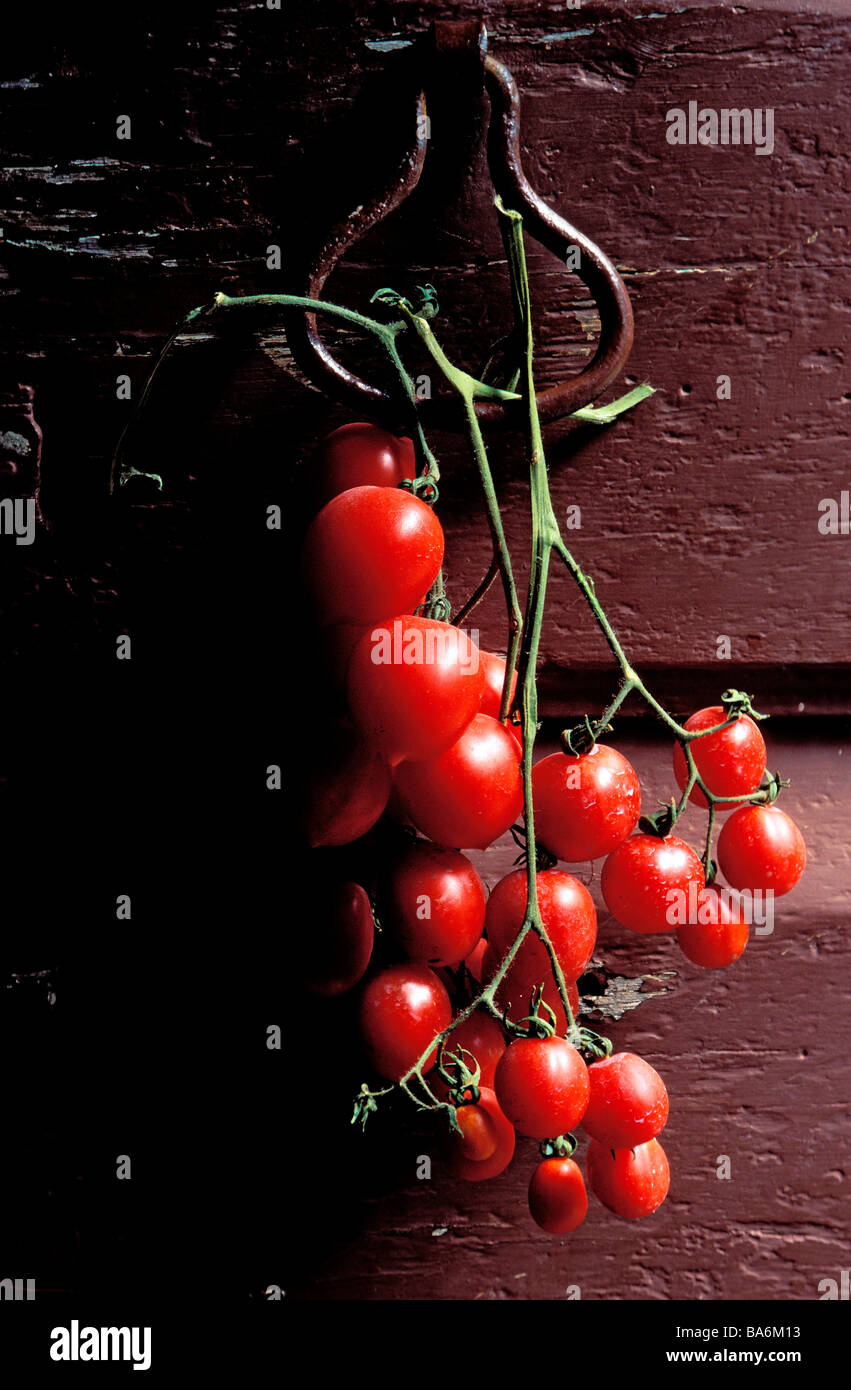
[
  {"left": 380, "top": 840, "right": 487, "bottom": 967},
  {"left": 528, "top": 1157, "right": 588, "bottom": 1235},
  {"left": 672, "top": 706, "right": 767, "bottom": 810},
  {"left": 586, "top": 1137, "right": 670, "bottom": 1220},
  {"left": 358, "top": 964, "right": 452, "bottom": 1082},
  {"left": 494, "top": 1035, "right": 590, "bottom": 1140}
]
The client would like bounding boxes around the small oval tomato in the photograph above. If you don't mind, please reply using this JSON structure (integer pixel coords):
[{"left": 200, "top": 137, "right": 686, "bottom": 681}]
[
  {"left": 358, "top": 965, "right": 451, "bottom": 1081},
  {"left": 302, "top": 722, "right": 391, "bottom": 848},
  {"left": 429, "top": 1009, "right": 507, "bottom": 1098},
  {"left": 301, "top": 485, "right": 444, "bottom": 626},
  {"left": 381, "top": 840, "right": 486, "bottom": 966},
  {"left": 528, "top": 1157, "right": 588, "bottom": 1234},
  {"left": 581, "top": 1052, "right": 668, "bottom": 1149},
  {"left": 464, "top": 937, "right": 488, "bottom": 982},
  {"left": 444, "top": 1087, "right": 515, "bottom": 1182},
  {"left": 601, "top": 834, "right": 705, "bottom": 934},
  {"left": 347, "top": 618, "right": 484, "bottom": 765},
  {"left": 454, "top": 1104, "right": 498, "bottom": 1162},
  {"left": 478, "top": 651, "right": 518, "bottom": 720},
  {"left": 532, "top": 744, "right": 641, "bottom": 863},
  {"left": 586, "top": 1138, "right": 670, "bottom": 1219},
  {"left": 394, "top": 714, "right": 523, "bottom": 850},
  {"left": 314, "top": 422, "right": 415, "bottom": 505},
  {"left": 483, "top": 944, "right": 580, "bottom": 1033},
  {"left": 485, "top": 868, "right": 597, "bottom": 985},
  {"left": 677, "top": 886, "right": 749, "bottom": 968},
  {"left": 673, "top": 707, "right": 766, "bottom": 810},
  {"left": 717, "top": 804, "right": 806, "bottom": 896},
  {"left": 494, "top": 1035, "right": 589, "bottom": 1140},
  {"left": 299, "top": 880, "right": 374, "bottom": 998}
]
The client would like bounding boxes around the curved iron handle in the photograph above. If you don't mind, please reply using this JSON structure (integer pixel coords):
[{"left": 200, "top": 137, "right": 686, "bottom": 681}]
[{"left": 286, "top": 29, "right": 633, "bottom": 429}]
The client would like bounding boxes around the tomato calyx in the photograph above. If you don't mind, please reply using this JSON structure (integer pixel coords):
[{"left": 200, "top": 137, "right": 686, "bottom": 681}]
[
  {"left": 538, "top": 1132, "right": 577, "bottom": 1160},
  {"left": 638, "top": 797, "right": 679, "bottom": 838},
  {"left": 351, "top": 1082, "right": 391, "bottom": 1131},
  {"left": 759, "top": 769, "right": 790, "bottom": 805},
  {"left": 436, "top": 1042, "right": 483, "bottom": 1112},
  {"left": 560, "top": 715, "right": 598, "bottom": 756},
  {"left": 720, "top": 688, "right": 767, "bottom": 722},
  {"left": 567, "top": 1024, "right": 613, "bottom": 1064},
  {"left": 511, "top": 984, "right": 560, "bottom": 1041}
]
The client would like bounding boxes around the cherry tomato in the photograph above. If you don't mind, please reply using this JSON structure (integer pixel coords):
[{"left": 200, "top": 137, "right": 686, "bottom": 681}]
[
  {"left": 586, "top": 1138, "right": 670, "bottom": 1219},
  {"left": 601, "top": 833, "right": 705, "bottom": 934},
  {"left": 485, "top": 868, "right": 597, "bottom": 986},
  {"left": 454, "top": 1103, "right": 498, "bottom": 1161},
  {"left": 302, "top": 722, "right": 391, "bottom": 848},
  {"left": 479, "top": 651, "right": 518, "bottom": 719},
  {"left": 717, "top": 804, "right": 806, "bottom": 896},
  {"left": 494, "top": 1035, "right": 589, "bottom": 1139},
  {"left": 321, "top": 622, "right": 369, "bottom": 688},
  {"left": 301, "top": 485, "right": 444, "bottom": 625},
  {"left": 677, "top": 886, "right": 749, "bottom": 968},
  {"left": 464, "top": 937, "right": 488, "bottom": 982},
  {"left": 381, "top": 840, "right": 486, "bottom": 966},
  {"left": 528, "top": 1157, "right": 588, "bottom": 1234},
  {"left": 314, "top": 422, "right": 415, "bottom": 505},
  {"left": 484, "top": 946, "right": 580, "bottom": 1033},
  {"left": 358, "top": 965, "right": 451, "bottom": 1081},
  {"left": 394, "top": 714, "right": 523, "bottom": 850},
  {"left": 444, "top": 1087, "right": 515, "bottom": 1182},
  {"left": 673, "top": 707, "right": 766, "bottom": 810},
  {"left": 581, "top": 1052, "right": 668, "bottom": 1148},
  {"left": 347, "top": 618, "right": 484, "bottom": 765},
  {"left": 298, "top": 880, "right": 374, "bottom": 997},
  {"left": 429, "top": 1009, "right": 507, "bottom": 1097},
  {"left": 532, "top": 744, "right": 641, "bottom": 863}
]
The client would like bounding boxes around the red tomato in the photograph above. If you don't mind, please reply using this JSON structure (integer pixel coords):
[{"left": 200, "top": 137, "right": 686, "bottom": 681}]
[
  {"left": 464, "top": 937, "right": 488, "bottom": 982},
  {"left": 528, "top": 1157, "right": 588, "bottom": 1234},
  {"left": 532, "top": 743, "right": 641, "bottom": 863},
  {"left": 677, "top": 886, "right": 749, "bottom": 968},
  {"left": 347, "top": 618, "right": 484, "bottom": 765},
  {"left": 586, "top": 1138, "right": 670, "bottom": 1219},
  {"left": 301, "top": 485, "right": 443, "bottom": 625},
  {"left": 394, "top": 714, "right": 523, "bottom": 850},
  {"left": 485, "top": 868, "right": 597, "bottom": 985},
  {"left": 454, "top": 1104, "right": 498, "bottom": 1161},
  {"left": 321, "top": 622, "right": 369, "bottom": 688},
  {"left": 717, "top": 804, "right": 806, "bottom": 896},
  {"left": 601, "top": 834, "right": 705, "bottom": 934},
  {"left": 382, "top": 841, "right": 486, "bottom": 966},
  {"left": 299, "top": 881, "right": 374, "bottom": 997},
  {"left": 428, "top": 1009, "right": 507, "bottom": 1097},
  {"left": 358, "top": 965, "right": 451, "bottom": 1081},
  {"left": 314, "top": 422, "right": 415, "bottom": 505},
  {"left": 444, "top": 1087, "right": 515, "bottom": 1182},
  {"left": 673, "top": 707, "right": 766, "bottom": 810},
  {"left": 302, "top": 722, "right": 391, "bottom": 848},
  {"left": 494, "top": 1035, "right": 589, "bottom": 1140},
  {"left": 483, "top": 944, "right": 580, "bottom": 1032},
  {"left": 581, "top": 1052, "right": 669, "bottom": 1149}
]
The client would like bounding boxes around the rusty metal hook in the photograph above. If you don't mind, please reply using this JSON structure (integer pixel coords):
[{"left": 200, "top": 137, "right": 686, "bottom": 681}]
[{"left": 286, "top": 21, "right": 634, "bottom": 429}]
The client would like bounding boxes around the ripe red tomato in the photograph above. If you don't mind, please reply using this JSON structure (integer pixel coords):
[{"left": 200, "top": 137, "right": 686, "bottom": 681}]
[
  {"left": 673, "top": 707, "right": 766, "bottom": 810},
  {"left": 299, "top": 880, "right": 374, "bottom": 997},
  {"left": 464, "top": 937, "right": 488, "bottom": 982},
  {"left": 314, "top": 422, "right": 415, "bottom": 505},
  {"left": 717, "top": 804, "right": 806, "bottom": 896},
  {"left": 382, "top": 840, "right": 486, "bottom": 966},
  {"left": 586, "top": 1138, "right": 670, "bottom": 1219},
  {"left": 528, "top": 1157, "right": 588, "bottom": 1234},
  {"left": 485, "top": 868, "right": 597, "bottom": 986},
  {"left": 428, "top": 1008, "right": 507, "bottom": 1098},
  {"left": 394, "top": 714, "right": 523, "bottom": 850},
  {"left": 454, "top": 1103, "right": 498, "bottom": 1161},
  {"left": 494, "top": 1035, "right": 589, "bottom": 1139},
  {"left": 302, "top": 722, "right": 391, "bottom": 847},
  {"left": 581, "top": 1052, "right": 669, "bottom": 1148},
  {"left": 444, "top": 1087, "right": 515, "bottom": 1182},
  {"left": 347, "top": 618, "right": 484, "bottom": 765},
  {"left": 601, "top": 834, "right": 705, "bottom": 934},
  {"left": 301, "top": 485, "right": 443, "bottom": 625},
  {"left": 358, "top": 965, "right": 451, "bottom": 1081},
  {"left": 532, "top": 744, "right": 641, "bottom": 863},
  {"left": 677, "top": 886, "right": 749, "bottom": 968},
  {"left": 484, "top": 946, "right": 580, "bottom": 1032}
]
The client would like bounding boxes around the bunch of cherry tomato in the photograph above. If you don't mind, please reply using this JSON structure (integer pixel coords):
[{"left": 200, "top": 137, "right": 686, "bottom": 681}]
[{"left": 298, "top": 420, "right": 807, "bottom": 1237}]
